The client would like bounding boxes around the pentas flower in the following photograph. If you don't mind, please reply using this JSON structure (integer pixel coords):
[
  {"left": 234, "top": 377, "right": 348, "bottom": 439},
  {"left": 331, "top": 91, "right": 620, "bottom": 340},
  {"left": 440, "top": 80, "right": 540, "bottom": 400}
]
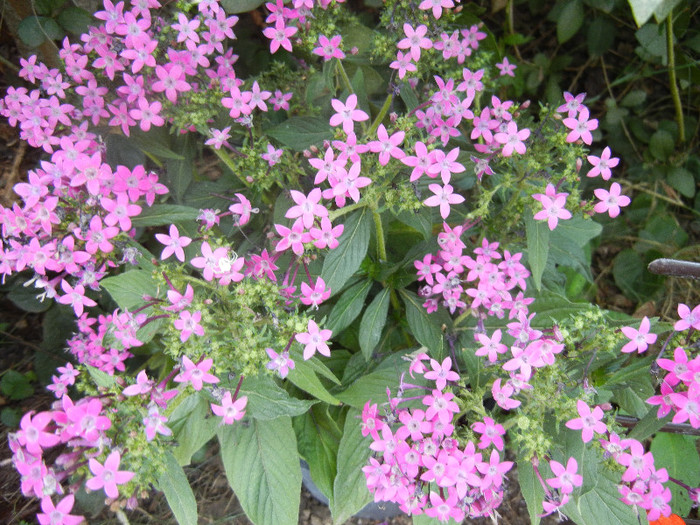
[
  {"left": 205, "top": 126, "right": 231, "bottom": 149},
  {"left": 423, "top": 357, "right": 459, "bottom": 390},
  {"left": 156, "top": 224, "right": 192, "bottom": 262},
  {"left": 495, "top": 57, "right": 516, "bottom": 77},
  {"left": 165, "top": 283, "right": 195, "bottom": 313},
  {"left": 675, "top": 303, "right": 700, "bottom": 331},
  {"left": 367, "top": 124, "right": 405, "bottom": 166},
  {"left": 173, "top": 310, "right": 205, "bottom": 342},
  {"left": 123, "top": 370, "right": 155, "bottom": 396},
  {"left": 418, "top": 0, "right": 454, "bottom": 19},
  {"left": 532, "top": 185, "right": 572, "bottom": 230},
  {"left": 477, "top": 449, "right": 513, "bottom": 490},
  {"left": 397, "top": 24, "right": 432, "bottom": 61},
  {"left": 229, "top": 193, "right": 255, "bottom": 226},
  {"left": 271, "top": 89, "right": 292, "bottom": 111},
  {"left": 557, "top": 91, "right": 587, "bottom": 117},
  {"left": 546, "top": 457, "right": 583, "bottom": 494},
  {"left": 594, "top": 182, "right": 630, "bottom": 218},
  {"left": 57, "top": 281, "right": 97, "bottom": 317},
  {"left": 492, "top": 378, "right": 520, "bottom": 410},
  {"left": 309, "top": 217, "right": 344, "bottom": 249},
  {"left": 18, "top": 411, "right": 59, "bottom": 456},
  {"left": 101, "top": 193, "right": 142, "bottom": 232},
  {"left": 143, "top": 406, "right": 172, "bottom": 441},
  {"left": 275, "top": 219, "right": 311, "bottom": 256},
  {"left": 174, "top": 356, "right": 219, "bottom": 391},
  {"left": 423, "top": 183, "right": 465, "bottom": 219},
  {"left": 211, "top": 391, "right": 247, "bottom": 424},
  {"left": 563, "top": 107, "right": 598, "bottom": 145},
  {"left": 472, "top": 416, "right": 506, "bottom": 451},
  {"left": 587, "top": 146, "right": 619, "bottom": 180},
  {"left": 312, "top": 34, "right": 345, "bottom": 60},
  {"left": 565, "top": 399, "right": 607, "bottom": 442},
  {"left": 656, "top": 346, "right": 689, "bottom": 387},
  {"left": 620, "top": 316, "right": 657, "bottom": 354},
  {"left": 37, "top": 494, "right": 84, "bottom": 525},
  {"left": 261, "top": 143, "right": 283, "bottom": 166},
  {"left": 475, "top": 329, "right": 508, "bottom": 362},
  {"left": 86, "top": 451, "right": 135, "bottom": 499},
  {"left": 300, "top": 277, "right": 331, "bottom": 308},
  {"left": 329, "top": 94, "right": 369, "bottom": 134},
  {"left": 295, "top": 319, "right": 332, "bottom": 360},
  {"left": 266, "top": 348, "right": 295, "bottom": 378},
  {"left": 285, "top": 188, "right": 328, "bottom": 229},
  {"left": 389, "top": 51, "right": 416, "bottom": 80},
  {"left": 152, "top": 64, "right": 190, "bottom": 103},
  {"left": 494, "top": 121, "right": 530, "bottom": 157},
  {"left": 262, "top": 19, "right": 297, "bottom": 53}
]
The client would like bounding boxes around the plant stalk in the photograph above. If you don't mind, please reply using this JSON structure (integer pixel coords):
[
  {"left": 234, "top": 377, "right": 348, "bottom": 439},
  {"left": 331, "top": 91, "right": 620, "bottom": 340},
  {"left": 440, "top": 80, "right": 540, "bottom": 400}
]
[{"left": 666, "top": 11, "right": 685, "bottom": 143}]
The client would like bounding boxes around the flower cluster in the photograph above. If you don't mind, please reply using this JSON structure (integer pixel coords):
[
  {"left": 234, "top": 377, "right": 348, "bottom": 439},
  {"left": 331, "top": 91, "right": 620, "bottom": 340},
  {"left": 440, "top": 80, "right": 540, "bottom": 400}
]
[{"left": 362, "top": 356, "right": 513, "bottom": 520}]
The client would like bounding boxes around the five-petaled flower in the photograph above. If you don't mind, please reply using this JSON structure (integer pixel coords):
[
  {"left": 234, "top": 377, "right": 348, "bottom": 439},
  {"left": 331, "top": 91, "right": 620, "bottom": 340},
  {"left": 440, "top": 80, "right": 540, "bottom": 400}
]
[
  {"left": 565, "top": 399, "right": 607, "bottom": 442},
  {"left": 211, "top": 391, "right": 248, "bottom": 424},
  {"left": 86, "top": 451, "right": 135, "bottom": 499},
  {"left": 295, "top": 319, "right": 332, "bottom": 360}
]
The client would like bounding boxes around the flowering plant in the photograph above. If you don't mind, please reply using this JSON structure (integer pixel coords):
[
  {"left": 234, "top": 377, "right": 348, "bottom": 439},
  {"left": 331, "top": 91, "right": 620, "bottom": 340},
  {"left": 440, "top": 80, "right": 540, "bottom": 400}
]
[{"left": 2, "top": 0, "right": 698, "bottom": 524}]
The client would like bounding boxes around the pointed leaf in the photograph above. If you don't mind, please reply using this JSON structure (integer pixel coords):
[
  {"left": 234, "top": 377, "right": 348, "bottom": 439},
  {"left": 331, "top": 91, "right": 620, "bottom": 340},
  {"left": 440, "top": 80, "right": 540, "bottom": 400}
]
[
  {"left": 400, "top": 290, "right": 443, "bottom": 356},
  {"left": 517, "top": 459, "right": 544, "bottom": 525},
  {"left": 218, "top": 417, "right": 301, "bottom": 525},
  {"left": 651, "top": 433, "right": 700, "bottom": 516},
  {"left": 359, "top": 288, "right": 390, "bottom": 360},
  {"left": 101, "top": 270, "right": 159, "bottom": 310},
  {"left": 157, "top": 452, "right": 198, "bottom": 525},
  {"left": 321, "top": 208, "right": 371, "bottom": 297},
  {"left": 266, "top": 117, "right": 334, "bottom": 151},
  {"left": 326, "top": 280, "right": 372, "bottom": 334},
  {"left": 131, "top": 205, "right": 200, "bottom": 227},
  {"left": 331, "top": 408, "right": 373, "bottom": 524},
  {"left": 240, "top": 375, "right": 318, "bottom": 420},
  {"left": 168, "top": 394, "right": 218, "bottom": 465},
  {"left": 525, "top": 214, "right": 550, "bottom": 291}
]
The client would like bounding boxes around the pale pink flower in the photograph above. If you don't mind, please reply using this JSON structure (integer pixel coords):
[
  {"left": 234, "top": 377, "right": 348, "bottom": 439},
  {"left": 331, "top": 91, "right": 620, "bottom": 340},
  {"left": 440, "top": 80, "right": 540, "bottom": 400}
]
[{"left": 86, "top": 451, "right": 135, "bottom": 499}]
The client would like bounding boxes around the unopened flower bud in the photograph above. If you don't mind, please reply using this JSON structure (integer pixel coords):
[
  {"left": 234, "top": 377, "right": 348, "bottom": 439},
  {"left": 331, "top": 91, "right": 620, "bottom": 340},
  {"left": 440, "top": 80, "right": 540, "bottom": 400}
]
[
  {"left": 309, "top": 145, "right": 319, "bottom": 154},
  {"left": 575, "top": 158, "right": 582, "bottom": 173},
  {"left": 521, "top": 100, "right": 531, "bottom": 109},
  {"left": 303, "top": 149, "right": 311, "bottom": 158},
  {"left": 246, "top": 176, "right": 253, "bottom": 183},
  {"left": 389, "top": 112, "right": 398, "bottom": 123},
  {"left": 351, "top": 46, "right": 359, "bottom": 55},
  {"left": 599, "top": 402, "right": 613, "bottom": 411}
]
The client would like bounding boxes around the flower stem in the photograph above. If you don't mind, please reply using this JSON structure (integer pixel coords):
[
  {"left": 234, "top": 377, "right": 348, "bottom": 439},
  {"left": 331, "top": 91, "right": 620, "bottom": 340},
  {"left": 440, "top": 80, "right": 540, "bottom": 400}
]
[
  {"left": 666, "top": 11, "right": 685, "bottom": 143},
  {"left": 336, "top": 58, "right": 354, "bottom": 95},
  {"left": 366, "top": 93, "right": 393, "bottom": 138},
  {"left": 373, "top": 211, "right": 387, "bottom": 262}
]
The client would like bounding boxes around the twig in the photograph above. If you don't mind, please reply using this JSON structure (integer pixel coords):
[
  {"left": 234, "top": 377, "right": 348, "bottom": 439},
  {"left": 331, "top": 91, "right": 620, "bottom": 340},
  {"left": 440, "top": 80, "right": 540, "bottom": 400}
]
[{"left": 615, "top": 414, "right": 700, "bottom": 437}]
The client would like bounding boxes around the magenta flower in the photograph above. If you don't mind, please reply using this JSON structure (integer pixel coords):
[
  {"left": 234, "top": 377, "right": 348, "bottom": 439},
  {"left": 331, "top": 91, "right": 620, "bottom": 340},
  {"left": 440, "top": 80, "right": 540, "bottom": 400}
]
[
  {"left": 295, "top": 319, "right": 332, "bottom": 360},
  {"left": 57, "top": 280, "right": 97, "bottom": 317},
  {"left": 492, "top": 378, "right": 521, "bottom": 410},
  {"left": 367, "top": 124, "right": 405, "bottom": 166},
  {"left": 423, "top": 183, "right": 465, "bottom": 219},
  {"left": 620, "top": 316, "right": 657, "bottom": 353},
  {"left": 495, "top": 57, "right": 516, "bottom": 77},
  {"left": 205, "top": 126, "right": 232, "bottom": 150},
  {"left": 285, "top": 188, "right": 328, "bottom": 229},
  {"left": 389, "top": 51, "right": 416, "bottom": 79},
  {"left": 155, "top": 224, "right": 192, "bottom": 262},
  {"left": 211, "top": 391, "right": 248, "bottom": 424},
  {"left": 262, "top": 19, "right": 297, "bottom": 53},
  {"left": 309, "top": 217, "right": 344, "bottom": 250},
  {"left": 300, "top": 277, "right": 331, "bottom": 308},
  {"left": 494, "top": 121, "right": 530, "bottom": 157},
  {"left": 593, "top": 182, "right": 630, "bottom": 218},
  {"left": 37, "top": 494, "right": 84, "bottom": 525},
  {"left": 472, "top": 416, "right": 506, "bottom": 451},
  {"left": 129, "top": 97, "right": 164, "bottom": 131},
  {"left": 312, "top": 34, "right": 345, "bottom": 60},
  {"left": 151, "top": 64, "right": 190, "bottom": 103},
  {"left": 675, "top": 303, "right": 700, "bottom": 331},
  {"left": 477, "top": 449, "right": 513, "bottom": 490},
  {"left": 397, "top": 24, "right": 432, "bottom": 61},
  {"left": 563, "top": 107, "right": 598, "bottom": 145},
  {"left": 329, "top": 94, "right": 369, "bottom": 134},
  {"left": 533, "top": 185, "right": 572, "bottom": 230},
  {"left": 475, "top": 329, "right": 508, "bottom": 363},
  {"left": 86, "top": 451, "right": 135, "bottom": 499},
  {"left": 546, "top": 457, "right": 583, "bottom": 494},
  {"left": 18, "top": 411, "right": 59, "bottom": 456},
  {"left": 274, "top": 219, "right": 311, "bottom": 256},
  {"left": 423, "top": 357, "right": 459, "bottom": 390},
  {"left": 565, "top": 399, "right": 607, "bottom": 442},
  {"left": 417, "top": 0, "right": 454, "bottom": 20},
  {"left": 586, "top": 146, "right": 619, "bottom": 180},
  {"left": 174, "top": 356, "right": 219, "bottom": 390},
  {"left": 266, "top": 348, "right": 295, "bottom": 378},
  {"left": 101, "top": 193, "right": 142, "bottom": 232},
  {"left": 143, "top": 406, "right": 172, "bottom": 441},
  {"left": 123, "top": 370, "right": 155, "bottom": 396},
  {"left": 557, "top": 91, "right": 587, "bottom": 117},
  {"left": 173, "top": 310, "right": 205, "bottom": 343}
]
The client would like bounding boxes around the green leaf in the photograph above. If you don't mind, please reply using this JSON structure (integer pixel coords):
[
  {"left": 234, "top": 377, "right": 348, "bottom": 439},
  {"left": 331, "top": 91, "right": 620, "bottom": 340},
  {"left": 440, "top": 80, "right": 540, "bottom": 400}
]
[
  {"left": 7, "top": 281, "right": 52, "bottom": 313},
  {"left": 266, "top": 117, "right": 334, "bottom": 151},
  {"left": 220, "top": 0, "right": 266, "bottom": 13},
  {"left": 525, "top": 214, "right": 550, "bottom": 291},
  {"left": 331, "top": 408, "right": 373, "bottom": 524},
  {"left": 612, "top": 249, "right": 664, "bottom": 302},
  {"left": 0, "top": 371, "right": 33, "bottom": 400},
  {"left": 549, "top": 216, "right": 602, "bottom": 281},
  {"left": 86, "top": 365, "right": 115, "bottom": 388},
  {"left": 157, "top": 452, "right": 198, "bottom": 525},
  {"left": 400, "top": 84, "right": 420, "bottom": 112},
  {"left": 240, "top": 375, "right": 318, "bottom": 420},
  {"left": 651, "top": 433, "right": 700, "bottom": 516},
  {"left": 169, "top": 394, "right": 218, "bottom": 465},
  {"left": 563, "top": 480, "right": 648, "bottom": 525},
  {"left": 557, "top": 0, "right": 584, "bottom": 43},
  {"left": 56, "top": 7, "right": 94, "bottom": 35},
  {"left": 321, "top": 208, "right": 371, "bottom": 297},
  {"left": 627, "top": 408, "right": 673, "bottom": 441},
  {"left": 587, "top": 17, "right": 616, "bottom": 56},
  {"left": 628, "top": 0, "right": 665, "bottom": 26},
  {"left": 400, "top": 290, "right": 443, "bottom": 356},
  {"left": 294, "top": 406, "right": 340, "bottom": 503},
  {"left": 326, "top": 280, "right": 372, "bottom": 334},
  {"left": 18, "top": 16, "right": 63, "bottom": 47},
  {"left": 101, "top": 270, "right": 159, "bottom": 310},
  {"left": 412, "top": 515, "right": 460, "bottom": 525},
  {"left": 287, "top": 351, "right": 341, "bottom": 405},
  {"left": 218, "top": 417, "right": 301, "bottom": 525},
  {"left": 668, "top": 167, "right": 696, "bottom": 198},
  {"left": 34, "top": 0, "right": 67, "bottom": 16},
  {"left": 649, "top": 129, "right": 676, "bottom": 161},
  {"left": 528, "top": 292, "right": 594, "bottom": 327},
  {"left": 131, "top": 204, "right": 201, "bottom": 227},
  {"left": 392, "top": 209, "right": 432, "bottom": 240},
  {"left": 166, "top": 157, "right": 194, "bottom": 204},
  {"left": 335, "top": 353, "right": 406, "bottom": 408},
  {"left": 517, "top": 459, "right": 544, "bottom": 525},
  {"left": 359, "top": 288, "right": 390, "bottom": 360}
]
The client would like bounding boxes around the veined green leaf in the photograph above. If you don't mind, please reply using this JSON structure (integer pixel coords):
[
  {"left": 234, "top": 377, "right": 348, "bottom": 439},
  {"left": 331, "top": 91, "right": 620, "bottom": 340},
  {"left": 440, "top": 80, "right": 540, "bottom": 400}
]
[
  {"left": 321, "top": 208, "right": 371, "bottom": 297},
  {"left": 525, "top": 214, "right": 550, "bottom": 291},
  {"left": 326, "top": 280, "right": 372, "bottom": 334},
  {"left": 157, "top": 452, "right": 198, "bottom": 525},
  {"left": 400, "top": 290, "right": 443, "bottom": 357},
  {"left": 240, "top": 375, "right": 318, "bottom": 420},
  {"left": 131, "top": 205, "right": 200, "bottom": 227},
  {"left": 359, "top": 288, "right": 390, "bottom": 360}
]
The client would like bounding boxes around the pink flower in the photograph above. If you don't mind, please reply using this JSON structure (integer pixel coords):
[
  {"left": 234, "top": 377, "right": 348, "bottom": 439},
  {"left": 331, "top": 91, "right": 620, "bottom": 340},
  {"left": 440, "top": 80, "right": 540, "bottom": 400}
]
[
  {"left": 285, "top": 188, "right": 328, "bottom": 229},
  {"left": 174, "top": 356, "right": 219, "bottom": 390},
  {"left": 492, "top": 378, "right": 520, "bottom": 410},
  {"left": 532, "top": 185, "right": 571, "bottom": 230},
  {"left": 266, "top": 348, "right": 295, "bottom": 378},
  {"left": 143, "top": 406, "right": 172, "bottom": 441},
  {"left": 423, "top": 183, "right": 465, "bottom": 219},
  {"left": 86, "top": 451, "right": 135, "bottom": 499},
  {"left": 423, "top": 357, "right": 459, "bottom": 390},
  {"left": 295, "top": 319, "right": 332, "bottom": 360},
  {"left": 418, "top": 0, "right": 454, "bottom": 19},
  {"left": 620, "top": 316, "right": 657, "bottom": 353},
  {"left": 155, "top": 224, "right": 192, "bottom": 262},
  {"left": 495, "top": 57, "right": 516, "bottom": 77},
  {"left": 151, "top": 64, "right": 190, "bottom": 103},
  {"left": 475, "top": 329, "right": 508, "bottom": 363},
  {"left": 675, "top": 303, "right": 700, "bottom": 331},
  {"left": 397, "top": 24, "right": 432, "bottom": 61},
  {"left": 57, "top": 281, "right": 96, "bottom": 317},
  {"left": 205, "top": 126, "right": 232, "bottom": 150},
  {"left": 211, "top": 391, "right": 248, "bottom": 424},
  {"left": 565, "top": 399, "right": 607, "bottom": 442},
  {"left": 101, "top": 193, "right": 142, "bottom": 232},
  {"left": 275, "top": 219, "right": 311, "bottom": 256},
  {"left": 329, "top": 94, "right": 369, "bottom": 134},
  {"left": 173, "top": 310, "right": 205, "bottom": 343},
  {"left": 309, "top": 217, "right": 344, "bottom": 250},
  {"left": 38, "top": 494, "right": 84, "bottom": 525},
  {"left": 367, "top": 124, "right": 405, "bottom": 166},
  {"left": 300, "top": 277, "right": 331, "bottom": 308},
  {"left": 557, "top": 91, "right": 587, "bottom": 117},
  {"left": 494, "top": 121, "right": 530, "bottom": 157},
  {"left": 593, "top": 182, "right": 630, "bottom": 218},
  {"left": 586, "top": 147, "right": 619, "bottom": 180},
  {"left": 18, "top": 411, "right": 59, "bottom": 456},
  {"left": 563, "top": 107, "right": 598, "bottom": 145},
  {"left": 546, "top": 457, "right": 583, "bottom": 494},
  {"left": 123, "top": 370, "right": 155, "bottom": 396},
  {"left": 262, "top": 19, "right": 297, "bottom": 53},
  {"left": 312, "top": 34, "right": 345, "bottom": 60},
  {"left": 389, "top": 51, "right": 416, "bottom": 79},
  {"left": 472, "top": 416, "right": 506, "bottom": 450}
]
